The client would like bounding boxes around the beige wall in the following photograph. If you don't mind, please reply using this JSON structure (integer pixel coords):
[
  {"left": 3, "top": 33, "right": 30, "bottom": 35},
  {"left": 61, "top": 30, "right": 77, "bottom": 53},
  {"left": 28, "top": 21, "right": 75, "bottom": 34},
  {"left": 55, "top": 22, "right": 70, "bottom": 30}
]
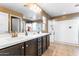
[
  {"left": 0, "top": 6, "right": 23, "bottom": 33},
  {"left": 52, "top": 13, "right": 79, "bottom": 21},
  {"left": 0, "top": 6, "right": 23, "bottom": 17},
  {"left": 41, "top": 10, "right": 51, "bottom": 33}
]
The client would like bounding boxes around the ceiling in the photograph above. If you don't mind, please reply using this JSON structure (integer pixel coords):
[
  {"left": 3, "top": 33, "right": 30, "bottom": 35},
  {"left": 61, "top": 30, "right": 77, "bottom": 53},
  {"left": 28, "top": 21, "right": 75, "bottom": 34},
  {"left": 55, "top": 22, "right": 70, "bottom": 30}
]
[
  {"left": 0, "top": 3, "right": 79, "bottom": 19},
  {"left": 0, "top": 3, "right": 41, "bottom": 20},
  {"left": 37, "top": 3, "right": 79, "bottom": 17}
]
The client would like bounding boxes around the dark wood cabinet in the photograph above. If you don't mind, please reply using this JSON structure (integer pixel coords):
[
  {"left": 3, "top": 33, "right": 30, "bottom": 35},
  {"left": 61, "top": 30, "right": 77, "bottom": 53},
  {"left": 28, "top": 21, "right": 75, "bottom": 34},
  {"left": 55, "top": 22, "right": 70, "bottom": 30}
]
[
  {"left": 24, "top": 39, "right": 38, "bottom": 56},
  {"left": 38, "top": 37, "right": 42, "bottom": 56},
  {"left": 42, "top": 36, "right": 47, "bottom": 53},
  {"left": 0, "top": 43, "right": 24, "bottom": 56},
  {"left": 24, "top": 35, "right": 50, "bottom": 56},
  {"left": 0, "top": 34, "right": 50, "bottom": 56},
  {"left": 46, "top": 35, "right": 50, "bottom": 49}
]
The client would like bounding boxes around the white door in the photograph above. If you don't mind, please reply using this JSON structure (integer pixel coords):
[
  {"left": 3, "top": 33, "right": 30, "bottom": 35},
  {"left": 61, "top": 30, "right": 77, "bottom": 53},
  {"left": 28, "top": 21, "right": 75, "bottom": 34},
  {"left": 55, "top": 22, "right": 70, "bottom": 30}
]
[{"left": 55, "top": 20, "right": 78, "bottom": 44}]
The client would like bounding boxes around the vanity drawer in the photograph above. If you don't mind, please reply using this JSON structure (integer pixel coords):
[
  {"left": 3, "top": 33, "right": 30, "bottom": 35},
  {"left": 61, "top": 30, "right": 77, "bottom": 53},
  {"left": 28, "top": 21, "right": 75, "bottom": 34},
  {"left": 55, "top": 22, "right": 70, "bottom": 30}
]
[{"left": 0, "top": 43, "right": 24, "bottom": 56}]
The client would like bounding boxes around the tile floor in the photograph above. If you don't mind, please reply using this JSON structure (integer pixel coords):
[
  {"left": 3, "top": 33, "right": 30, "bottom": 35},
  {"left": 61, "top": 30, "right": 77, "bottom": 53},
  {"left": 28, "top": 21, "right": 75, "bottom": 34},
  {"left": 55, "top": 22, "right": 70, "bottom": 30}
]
[{"left": 42, "top": 42, "right": 79, "bottom": 56}]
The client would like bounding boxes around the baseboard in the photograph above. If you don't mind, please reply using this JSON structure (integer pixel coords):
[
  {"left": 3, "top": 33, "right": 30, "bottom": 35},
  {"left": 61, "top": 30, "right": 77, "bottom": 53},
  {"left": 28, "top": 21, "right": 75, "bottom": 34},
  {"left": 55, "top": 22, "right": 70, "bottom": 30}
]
[{"left": 51, "top": 41, "right": 79, "bottom": 47}]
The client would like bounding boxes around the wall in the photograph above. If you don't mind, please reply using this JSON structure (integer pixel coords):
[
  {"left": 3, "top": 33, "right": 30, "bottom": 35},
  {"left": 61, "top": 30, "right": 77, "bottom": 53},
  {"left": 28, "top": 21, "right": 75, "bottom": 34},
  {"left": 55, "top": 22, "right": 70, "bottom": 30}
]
[
  {"left": 53, "top": 13, "right": 79, "bottom": 44},
  {"left": 48, "top": 20, "right": 55, "bottom": 43},
  {"left": 0, "top": 6, "right": 23, "bottom": 33},
  {"left": 41, "top": 10, "right": 51, "bottom": 33},
  {"left": 0, "top": 12, "right": 8, "bottom": 33},
  {"left": 0, "top": 6, "right": 23, "bottom": 17}
]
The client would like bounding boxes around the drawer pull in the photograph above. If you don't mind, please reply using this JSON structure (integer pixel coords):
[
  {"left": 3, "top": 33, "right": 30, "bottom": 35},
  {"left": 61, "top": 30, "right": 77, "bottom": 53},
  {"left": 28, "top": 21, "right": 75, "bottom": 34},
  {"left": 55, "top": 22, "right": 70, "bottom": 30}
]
[{"left": 26, "top": 45, "right": 29, "bottom": 47}]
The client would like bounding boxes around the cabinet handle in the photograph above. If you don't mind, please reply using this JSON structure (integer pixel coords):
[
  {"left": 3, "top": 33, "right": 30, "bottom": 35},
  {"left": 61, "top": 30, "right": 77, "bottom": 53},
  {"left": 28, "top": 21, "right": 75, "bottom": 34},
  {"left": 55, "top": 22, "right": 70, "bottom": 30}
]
[
  {"left": 22, "top": 46, "right": 24, "bottom": 49},
  {"left": 26, "top": 45, "right": 29, "bottom": 47}
]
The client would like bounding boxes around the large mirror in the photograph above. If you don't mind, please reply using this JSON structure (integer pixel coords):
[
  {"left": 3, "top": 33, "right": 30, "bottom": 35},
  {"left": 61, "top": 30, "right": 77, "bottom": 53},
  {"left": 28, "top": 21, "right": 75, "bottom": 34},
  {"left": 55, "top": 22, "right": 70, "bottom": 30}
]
[
  {"left": 0, "top": 12, "right": 8, "bottom": 34},
  {"left": 11, "top": 16, "right": 22, "bottom": 33},
  {"left": 32, "top": 22, "right": 42, "bottom": 32},
  {"left": 21, "top": 20, "right": 26, "bottom": 32}
]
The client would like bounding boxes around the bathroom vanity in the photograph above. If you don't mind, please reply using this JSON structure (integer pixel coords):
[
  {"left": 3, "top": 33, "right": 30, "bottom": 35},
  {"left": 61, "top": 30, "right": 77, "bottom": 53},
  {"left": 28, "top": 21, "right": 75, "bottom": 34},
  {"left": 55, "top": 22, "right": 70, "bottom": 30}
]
[{"left": 0, "top": 33, "right": 50, "bottom": 56}]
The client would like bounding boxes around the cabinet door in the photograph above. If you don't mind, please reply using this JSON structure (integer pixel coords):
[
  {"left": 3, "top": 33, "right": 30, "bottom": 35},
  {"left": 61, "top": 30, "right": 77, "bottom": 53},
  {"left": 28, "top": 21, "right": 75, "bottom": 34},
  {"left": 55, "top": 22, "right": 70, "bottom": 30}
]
[
  {"left": 25, "top": 39, "right": 38, "bottom": 56},
  {"left": 38, "top": 37, "right": 42, "bottom": 56},
  {"left": 0, "top": 43, "right": 24, "bottom": 56},
  {"left": 42, "top": 36, "right": 47, "bottom": 53},
  {"left": 46, "top": 35, "right": 50, "bottom": 49}
]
